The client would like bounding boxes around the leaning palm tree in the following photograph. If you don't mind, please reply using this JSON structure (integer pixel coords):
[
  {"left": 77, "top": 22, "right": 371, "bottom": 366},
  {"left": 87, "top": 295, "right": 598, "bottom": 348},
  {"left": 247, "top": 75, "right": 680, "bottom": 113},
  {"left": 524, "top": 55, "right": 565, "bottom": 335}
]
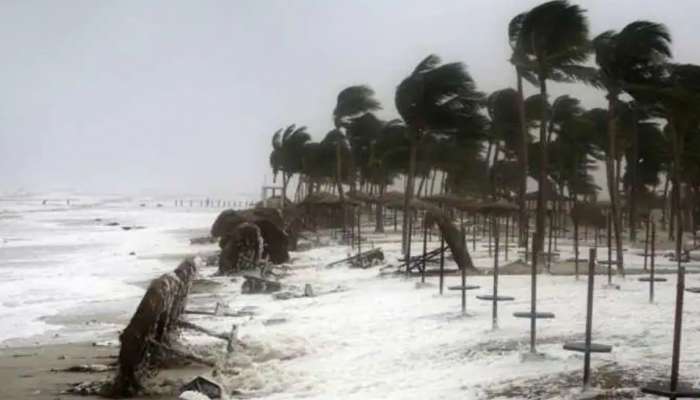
[
  {"left": 632, "top": 64, "right": 700, "bottom": 263},
  {"left": 395, "top": 54, "right": 485, "bottom": 255},
  {"left": 593, "top": 20, "right": 672, "bottom": 274},
  {"left": 270, "top": 125, "right": 312, "bottom": 211},
  {"left": 515, "top": 0, "right": 592, "bottom": 270},
  {"left": 508, "top": 12, "right": 538, "bottom": 245},
  {"left": 332, "top": 86, "right": 381, "bottom": 233}
]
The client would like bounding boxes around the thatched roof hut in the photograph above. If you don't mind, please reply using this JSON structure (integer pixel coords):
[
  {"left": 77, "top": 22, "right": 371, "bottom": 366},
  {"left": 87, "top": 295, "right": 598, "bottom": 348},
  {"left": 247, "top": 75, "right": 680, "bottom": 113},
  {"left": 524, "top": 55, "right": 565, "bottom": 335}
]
[
  {"left": 423, "top": 194, "right": 482, "bottom": 213},
  {"left": 299, "top": 192, "right": 362, "bottom": 208},
  {"left": 479, "top": 199, "right": 519, "bottom": 215},
  {"left": 255, "top": 195, "right": 292, "bottom": 209},
  {"left": 378, "top": 191, "right": 438, "bottom": 212}
]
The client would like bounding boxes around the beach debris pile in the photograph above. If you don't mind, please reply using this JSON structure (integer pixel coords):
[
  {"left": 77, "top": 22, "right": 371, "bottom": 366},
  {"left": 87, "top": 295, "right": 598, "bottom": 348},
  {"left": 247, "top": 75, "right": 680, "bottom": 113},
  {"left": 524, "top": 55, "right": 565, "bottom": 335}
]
[{"left": 211, "top": 208, "right": 290, "bottom": 274}]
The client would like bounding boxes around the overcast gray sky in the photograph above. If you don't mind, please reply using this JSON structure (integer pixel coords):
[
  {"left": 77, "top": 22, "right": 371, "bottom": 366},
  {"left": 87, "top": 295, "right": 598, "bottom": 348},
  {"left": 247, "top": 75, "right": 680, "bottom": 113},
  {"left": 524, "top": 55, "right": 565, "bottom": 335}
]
[{"left": 1, "top": 0, "right": 698, "bottom": 198}]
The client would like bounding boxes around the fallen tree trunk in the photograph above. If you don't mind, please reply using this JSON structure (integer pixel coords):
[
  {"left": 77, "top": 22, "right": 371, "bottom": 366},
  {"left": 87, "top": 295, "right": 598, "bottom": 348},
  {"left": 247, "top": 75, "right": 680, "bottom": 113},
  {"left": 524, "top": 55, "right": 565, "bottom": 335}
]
[
  {"left": 111, "top": 259, "right": 197, "bottom": 398},
  {"left": 425, "top": 211, "right": 478, "bottom": 272}
]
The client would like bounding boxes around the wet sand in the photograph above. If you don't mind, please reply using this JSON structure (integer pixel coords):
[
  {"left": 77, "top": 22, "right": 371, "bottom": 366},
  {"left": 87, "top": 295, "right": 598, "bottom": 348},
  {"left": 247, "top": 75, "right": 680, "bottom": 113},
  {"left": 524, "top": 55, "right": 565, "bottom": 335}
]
[{"left": 0, "top": 342, "right": 207, "bottom": 400}]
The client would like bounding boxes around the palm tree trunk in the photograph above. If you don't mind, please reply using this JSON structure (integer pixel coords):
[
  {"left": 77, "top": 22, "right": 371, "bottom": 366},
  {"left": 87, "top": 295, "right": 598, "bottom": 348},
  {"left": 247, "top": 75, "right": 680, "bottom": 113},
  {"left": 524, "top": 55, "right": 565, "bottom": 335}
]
[
  {"left": 629, "top": 119, "right": 639, "bottom": 241},
  {"left": 490, "top": 141, "right": 501, "bottom": 199},
  {"left": 375, "top": 183, "right": 385, "bottom": 233},
  {"left": 606, "top": 95, "right": 624, "bottom": 275},
  {"left": 281, "top": 172, "right": 288, "bottom": 214},
  {"left": 403, "top": 137, "right": 419, "bottom": 255},
  {"left": 669, "top": 120, "right": 684, "bottom": 264},
  {"left": 417, "top": 174, "right": 426, "bottom": 197},
  {"left": 335, "top": 141, "right": 346, "bottom": 231},
  {"left": 516, "top": 69, "right": 529, "bottom": 247}
]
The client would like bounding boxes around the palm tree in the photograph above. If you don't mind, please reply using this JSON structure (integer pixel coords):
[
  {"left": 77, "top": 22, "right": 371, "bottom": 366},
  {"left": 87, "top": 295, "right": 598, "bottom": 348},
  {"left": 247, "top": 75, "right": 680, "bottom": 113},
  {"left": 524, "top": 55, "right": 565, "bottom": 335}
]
[
  {"left": 270, "top": 125, "right": 311, "bottom": 212},
  {"left": 508, "top": 12, "right": 538, "bottom": 245},
  {"left": 516, "top": 0, "right": 591, "bottom": 274},
  {"left": 395, "top": 54, "right": 484, "bottom": 255},
  {"left": 592, "top": 20, "right": 672, "bottom": 273},
  {"left": 633, "top": 64, "right": 700, "bottom": 261},
  {"left": 487, "top": 89, "right": 522, "bottom": 199},
  {"left": 333, "top": 86, "right": 381, "bottom": 197}
]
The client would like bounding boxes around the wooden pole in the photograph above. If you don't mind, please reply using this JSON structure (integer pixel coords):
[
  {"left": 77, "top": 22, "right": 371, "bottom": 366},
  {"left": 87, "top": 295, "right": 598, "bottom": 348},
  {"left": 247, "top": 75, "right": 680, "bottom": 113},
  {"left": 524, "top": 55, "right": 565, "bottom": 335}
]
[
  {"left": 547, "top": 211, "right": 553, "bottom": 272},
  {"left": 461, "top": 234, "right": 467, "bottom": 314},
  {"left": 650, "top": 221, "right": 656, "bottom": 303},
  {"left": 493, "top": 215, "right": 500, "bottom": 329},
  {"left": 472, "top": 214, "right": 477, "bottom": 252},
  {"left": 643, "top": 215, "right": 650, "bottom": 272},
  {"left": 406, "top": 211, "right": 413, "bottom": 277},
  {"left": 505, "top": 216, "right": 510, "bottom": 261},
  {"left": 574, "top": 211, "right": 580, "bottom": 280},
  {"left": 421, "top": 218, "right": 428, "bottom": 283},
  {"left": 583, "top": 247, "right": 597, "bottom": 388},
  {"left": 607, "top": 211, "right": 612, "bottom": 285},
  {"left": 357, "top": 210, "right": 363, "bottom": 268},
  {"left": 439, "top": 231, "right": 445, "bottom": 295},
  {"left": 670, "top": 266, "right": 686, "bottom": 393}
]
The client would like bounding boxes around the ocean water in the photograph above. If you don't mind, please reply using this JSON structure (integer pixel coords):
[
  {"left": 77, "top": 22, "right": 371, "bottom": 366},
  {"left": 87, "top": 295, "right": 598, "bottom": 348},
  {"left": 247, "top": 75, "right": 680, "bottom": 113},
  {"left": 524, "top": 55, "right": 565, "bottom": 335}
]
[{"left": 0, "top": 193, "right": 228, "bottom": 346}]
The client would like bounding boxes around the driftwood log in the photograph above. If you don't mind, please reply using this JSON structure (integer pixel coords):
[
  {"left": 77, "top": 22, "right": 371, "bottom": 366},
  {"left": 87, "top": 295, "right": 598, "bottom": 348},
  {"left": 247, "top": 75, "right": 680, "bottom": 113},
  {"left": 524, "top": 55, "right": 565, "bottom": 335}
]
[
  {"left": 111, "top": 259, "right": 197, "bottom": 397},
  {"left": 425, "top": 211, "right": 478, "bottom": 272}
]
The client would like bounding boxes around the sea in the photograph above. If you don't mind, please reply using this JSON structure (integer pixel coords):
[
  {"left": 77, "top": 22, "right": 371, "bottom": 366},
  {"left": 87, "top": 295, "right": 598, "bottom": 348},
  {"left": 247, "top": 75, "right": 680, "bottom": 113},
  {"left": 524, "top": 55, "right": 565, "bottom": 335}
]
[{"left": 0, "top": 192, "right": 242, "bottom": 347}]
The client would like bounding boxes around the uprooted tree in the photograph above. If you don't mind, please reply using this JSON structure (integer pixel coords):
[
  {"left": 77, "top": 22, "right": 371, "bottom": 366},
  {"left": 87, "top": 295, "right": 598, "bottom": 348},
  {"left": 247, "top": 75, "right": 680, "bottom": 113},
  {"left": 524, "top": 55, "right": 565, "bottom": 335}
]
[
  {"left": 111, "top": 259, "right": 197, "bottom": 397},
  {"left": 424, "top": 210, "right": 479, "bottom": 273},
  {"left": 211, "top": 208, "right": 290, "bottom": 274}
]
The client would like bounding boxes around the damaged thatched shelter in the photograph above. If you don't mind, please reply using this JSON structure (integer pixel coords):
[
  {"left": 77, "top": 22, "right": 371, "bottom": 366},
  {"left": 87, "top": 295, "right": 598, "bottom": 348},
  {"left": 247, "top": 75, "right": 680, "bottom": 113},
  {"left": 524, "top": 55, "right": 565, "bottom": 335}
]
[
  {"left": 298, "top": 192, "right": 361, "bottom": 229},
  {"left": 255, "top": 195, "right": 292, "bottom": 209},
  {"left": 211, "top": 208, "right": 289, "bottom": 274},
  {"left": 111, "top": 259, "right": 197, "bottom": 397}
]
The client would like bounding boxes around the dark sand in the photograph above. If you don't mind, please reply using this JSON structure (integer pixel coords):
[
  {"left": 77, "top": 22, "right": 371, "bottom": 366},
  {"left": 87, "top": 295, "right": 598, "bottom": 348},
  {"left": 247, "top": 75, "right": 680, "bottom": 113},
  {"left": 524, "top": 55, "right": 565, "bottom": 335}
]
[{"left": 0, "top": 342, "right": 207, "bottom": 400}]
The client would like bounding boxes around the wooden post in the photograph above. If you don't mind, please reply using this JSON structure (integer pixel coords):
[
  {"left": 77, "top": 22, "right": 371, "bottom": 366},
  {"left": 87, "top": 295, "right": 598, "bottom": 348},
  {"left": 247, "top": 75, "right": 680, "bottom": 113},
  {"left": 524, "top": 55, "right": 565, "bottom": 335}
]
[
  {"left": 493, "top": 216, "right": 500, "bottom": 329},
  {"left": 393, "top": 209, "right": 397, "bottom": 232},
  {"left": 421, "top": 218, "right": 428, "bottom": 283},
  {"left": 472, "top": 214, "right": 477, "bottom": 252},
  {"left": 670, "top": 266, "right": 686, "bottom": 394},
  {"left": 461, "top": 238, "right": 467, "bottom": 314},
  {"left": 607, "top": 212, "right": 612, "bottom": 285},
  {"left": 488, "top": 215, "right": 493, "bottom": 257},
  {"left": 357, "top": 210, "right": 363, "bottom": 268},
  {"left": 406, "top": 212, "right": 413, "bottom": 277},
  {"left": 574, "top": 211, "right": 580, "bottom": 280},
  {"left": 583, "top": 247, "right": 597, "bottom": 389},
  {"left": 650, "top": 221, "right": 656, "bottom": 303},
  {"left": 643, "top": 215, "right": 650, "bottom": 272},
  {"left": 439, "top": 231, "right": 445, "bottom": 295},
  {"left": 547, "top": 211, "right": 553, "bottom": 272},
  {"left": 505, "top": 216, "right": 510, "bottom": 261}
]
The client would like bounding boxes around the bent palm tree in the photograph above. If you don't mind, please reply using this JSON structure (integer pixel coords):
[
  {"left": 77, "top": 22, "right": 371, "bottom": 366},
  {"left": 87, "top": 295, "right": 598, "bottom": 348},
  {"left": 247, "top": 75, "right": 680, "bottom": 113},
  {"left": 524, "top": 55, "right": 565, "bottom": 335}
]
[
  {"left": 593, "top": 20, "right": 672, "bottom": 274},
  {"left": 270, "top": 125, "right": 312, "bottom": 212},
  {"left": 395, "top": 54, "right": 484, "bottom": 256},
  {"left": 516, "top": 0, "right": 591, "bottom": 270}
]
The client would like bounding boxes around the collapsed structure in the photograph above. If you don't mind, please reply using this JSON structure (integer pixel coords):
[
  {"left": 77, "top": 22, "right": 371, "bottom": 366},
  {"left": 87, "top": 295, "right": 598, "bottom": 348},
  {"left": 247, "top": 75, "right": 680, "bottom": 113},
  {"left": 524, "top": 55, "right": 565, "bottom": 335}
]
[{"left": 211, "top": 208, "right": 290, "bottom": 274}]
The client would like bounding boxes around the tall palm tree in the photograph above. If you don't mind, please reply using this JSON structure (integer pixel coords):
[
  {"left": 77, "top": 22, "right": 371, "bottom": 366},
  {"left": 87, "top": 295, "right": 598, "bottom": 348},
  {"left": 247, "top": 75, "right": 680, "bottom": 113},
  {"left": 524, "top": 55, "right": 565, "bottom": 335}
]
[
  {"left": 634, "top": 64, "right": 700, "bottom": 262},
  {"left": 593, "top": 20, "right": 672, "bottom": 274},
  {"left": 508, "top": 12, "right": 537, "bottom": 245},
  {"left": 270, "top": 125, "right": 312, "bottom": 211},
  {"left": 333, "top": 86, "right": 382, "bottom": 197},
  {"left": 395, "top": 54, "right": 485, "bottom": 255},
  {"left": 516, "top": 0, "right": 591, "bottom": 270}
]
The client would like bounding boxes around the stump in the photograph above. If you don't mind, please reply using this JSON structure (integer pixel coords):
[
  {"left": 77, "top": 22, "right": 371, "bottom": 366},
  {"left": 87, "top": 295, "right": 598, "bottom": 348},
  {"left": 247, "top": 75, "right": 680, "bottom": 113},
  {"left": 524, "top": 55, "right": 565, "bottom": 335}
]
[{"left": 112, "top": 259, "right": 197, "bottom": 397}]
